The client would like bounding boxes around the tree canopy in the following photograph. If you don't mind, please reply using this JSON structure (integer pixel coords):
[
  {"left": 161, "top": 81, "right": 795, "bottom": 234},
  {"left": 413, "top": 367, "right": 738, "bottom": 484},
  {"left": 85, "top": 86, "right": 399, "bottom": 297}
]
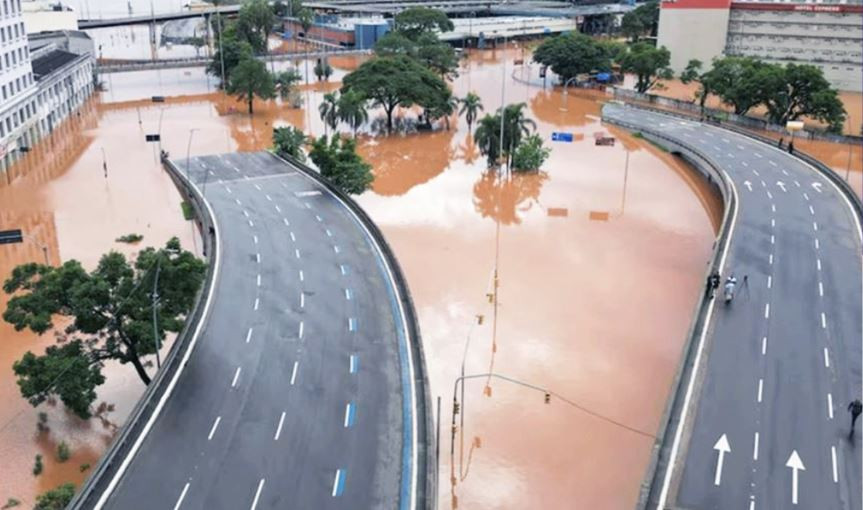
[
  {"left": 34, "top": 483, "right": 75, "bottom": 510},
  {"left": 207, "top": 26, "right": 254, "bottom": 87},
  {"left": 273, "top": 125, "right": 307, "bottom": 161},
  {"left": 227, "top": 57, "right": 275, "bottom": 114},
  {"left": 619, "top": 42, "right": 672, "bottom": 93},
  {"left": 309, "top": 135, "right": 374, "bottom": 194},
  {"left": 474, "top": 103, "right": 538, "bottom": 168},
  {"left": 375, "top": 25, "right": 459, "bottom": 79},
  {"left": 512, "top": 134, "right": 551, "bottom": 172},
  {"left": 236, "top": 0, "right": 276, "bottom": 54},
  {"left": 760, "top": 63, "right": 846, "bottom": 131},
  {"left": 341, "top": 55, "right": 450, "bottom": 133},
  {"left": 3, "top": 238, "right": 205, "bottom": 419},
  {"left": 393, "top": 7, "right": 454, "bottom": 40},
  {"left": 620, "top": 0, "right": 659, "bottom": 42},
  {"left": 337, "top": 89, "right": 369, "bottom": 137},
  {"left": 532, "top": 32, "right": 615, "bottom": 83}
]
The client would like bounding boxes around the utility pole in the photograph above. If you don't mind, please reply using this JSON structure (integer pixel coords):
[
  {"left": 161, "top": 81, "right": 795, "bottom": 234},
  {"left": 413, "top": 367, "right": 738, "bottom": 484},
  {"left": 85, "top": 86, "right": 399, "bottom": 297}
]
[{"left": 498, "top": 31, "right": 507, "bottom": 175}]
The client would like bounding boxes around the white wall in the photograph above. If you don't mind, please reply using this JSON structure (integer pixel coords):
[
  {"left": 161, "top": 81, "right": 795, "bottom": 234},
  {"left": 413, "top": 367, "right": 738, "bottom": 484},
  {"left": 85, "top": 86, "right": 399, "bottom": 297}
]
[{"left": 657, "top": 7, "right": 731, "bottom": 72}]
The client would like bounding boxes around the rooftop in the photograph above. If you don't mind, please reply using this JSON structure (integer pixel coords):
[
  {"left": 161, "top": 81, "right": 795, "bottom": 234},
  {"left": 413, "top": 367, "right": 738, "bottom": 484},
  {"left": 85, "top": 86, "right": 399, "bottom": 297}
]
[{"left": 31, "top": 49, "right": 79, "bottom": 81}]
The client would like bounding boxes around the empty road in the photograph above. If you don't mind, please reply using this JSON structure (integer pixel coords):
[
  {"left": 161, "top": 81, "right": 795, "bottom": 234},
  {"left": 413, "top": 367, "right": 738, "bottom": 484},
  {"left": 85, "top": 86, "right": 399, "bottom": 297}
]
[
  {"left": 604, "top": 104, "right": 862, "bottom": 510},
  {"left": 97, "top": 152, "right": 420, "bottom": 509}
]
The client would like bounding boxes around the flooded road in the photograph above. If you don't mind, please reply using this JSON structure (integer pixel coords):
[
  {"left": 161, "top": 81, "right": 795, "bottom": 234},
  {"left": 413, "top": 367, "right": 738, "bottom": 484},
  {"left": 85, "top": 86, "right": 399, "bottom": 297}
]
[{"left": 0, "top": 47, "right": 724, "bottom": 507}]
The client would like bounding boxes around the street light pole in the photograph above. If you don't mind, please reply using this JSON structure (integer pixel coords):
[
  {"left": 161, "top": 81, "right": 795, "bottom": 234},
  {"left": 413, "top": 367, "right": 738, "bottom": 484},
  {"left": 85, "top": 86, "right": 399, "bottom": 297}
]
[{"left": 498, "top": 32, "right": 506, "bottom": 175}]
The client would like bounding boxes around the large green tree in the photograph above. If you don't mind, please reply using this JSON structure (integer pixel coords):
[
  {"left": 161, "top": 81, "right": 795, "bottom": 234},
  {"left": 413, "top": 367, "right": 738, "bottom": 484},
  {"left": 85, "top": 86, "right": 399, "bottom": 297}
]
[
  {"left": 34, "top": 483, "right": 75, "bottom": 510},
  {"left": 3, "top": 239, "right": 205, "bottom": 419},
  {"left": 512, "top": 134, "right": 551, "bottom": 172},
  {"left": 393, "top": 7, "right": 454, "bottom": 40},
  {"left": 532, "top": 32, "right": 615, "bottom": 83},
  {"left": 207, "top": 25, "right": 254, "bottom": 88},
  {"left": 760, "top": 63, "right": 846, "bottom": 132},
  {"left": 309, "top": 135, "right": 374, "bottom": 194},
  {"left": 341, "top": 55, "right": 450, "bottom": 133},
  {"left": 236, "top": 0, "right": 276, "bottom": 54},
  {"left": 375, "top": 30, "right": 458, "bottom": 79},
  {"left": 620, "top": 0, "right": 659, "bottom": 42},
  {"left": 619, "top": 43, "right": 673, "bottom": 93},
  {"left": 474, "top": 103, "right": 537, "bottom": 168},
  {"left": 701, "top": 56, "right": 769, "bottom": 116},
  {"left": 227, "top": 57, "right": 275, "bottom": 114}
]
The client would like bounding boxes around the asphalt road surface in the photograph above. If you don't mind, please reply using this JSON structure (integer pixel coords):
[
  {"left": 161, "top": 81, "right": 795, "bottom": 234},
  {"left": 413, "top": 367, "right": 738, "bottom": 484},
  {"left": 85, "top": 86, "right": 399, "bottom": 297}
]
[
  {"left": 100, "top": 152, "right": 414, "bottom": 509},
  {"left": 605, "top": 105, "right": 862, "bottom": 510}
]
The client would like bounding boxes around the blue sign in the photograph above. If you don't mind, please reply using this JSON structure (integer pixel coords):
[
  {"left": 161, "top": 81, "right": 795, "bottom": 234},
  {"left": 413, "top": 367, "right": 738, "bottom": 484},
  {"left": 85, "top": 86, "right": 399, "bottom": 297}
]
[
  {"left": 282, "top": 30, "right": 293, "bottom": 40},
  {"left": 551, "top": 132, "right": 574, "bottom": 143}
]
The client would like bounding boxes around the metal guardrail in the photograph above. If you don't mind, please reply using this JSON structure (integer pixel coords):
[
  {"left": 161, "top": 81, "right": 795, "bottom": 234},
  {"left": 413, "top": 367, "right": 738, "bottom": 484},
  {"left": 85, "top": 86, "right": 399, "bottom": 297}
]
[
  {"left": 268, "top": 151, "right": 435, "bottom": 510},
  {"left": 601, "top": 105, "right": 738, "bottom": 510},
  {"left": 68, "top": 155, "right": 218, "bottom": 509}
]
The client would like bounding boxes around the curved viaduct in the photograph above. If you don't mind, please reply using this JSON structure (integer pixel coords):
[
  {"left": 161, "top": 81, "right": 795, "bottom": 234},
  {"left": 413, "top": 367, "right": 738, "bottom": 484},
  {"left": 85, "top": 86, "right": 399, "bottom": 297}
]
[{"left": 605, "top": 103, "right": 861, "bottom": 510}]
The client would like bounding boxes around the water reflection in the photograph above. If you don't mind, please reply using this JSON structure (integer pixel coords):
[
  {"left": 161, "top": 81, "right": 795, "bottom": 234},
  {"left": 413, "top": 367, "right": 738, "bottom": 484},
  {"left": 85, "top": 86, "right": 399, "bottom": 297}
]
[
  {"left": 361, "top": 129, "right": 456, "bottom": 196},
  {"left": 472, "top": 170, "right": 548, "bottom": 225}
]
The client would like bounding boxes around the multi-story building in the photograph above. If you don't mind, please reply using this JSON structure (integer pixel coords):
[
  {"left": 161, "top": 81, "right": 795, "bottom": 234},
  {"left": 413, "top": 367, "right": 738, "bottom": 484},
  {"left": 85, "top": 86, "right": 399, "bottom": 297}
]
[
  {"left": 657, "top": 0, "right": 863, "bottom": 92},
  {"left": 0, "top": 0, "right": 39, "bottom": 170}
]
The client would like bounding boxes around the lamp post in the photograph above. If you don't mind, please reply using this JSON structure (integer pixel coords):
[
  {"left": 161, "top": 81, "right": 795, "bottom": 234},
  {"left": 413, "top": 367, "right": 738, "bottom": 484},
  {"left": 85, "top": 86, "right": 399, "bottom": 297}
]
[
  {"left": 498, "top": 31, "right": 507, "bottom": 175},
  {"left": 186, "top": 128, "right": 198, "bottom": 181},
  {"left": 561, "top": 76, "right": 578, "bottom": 112}
]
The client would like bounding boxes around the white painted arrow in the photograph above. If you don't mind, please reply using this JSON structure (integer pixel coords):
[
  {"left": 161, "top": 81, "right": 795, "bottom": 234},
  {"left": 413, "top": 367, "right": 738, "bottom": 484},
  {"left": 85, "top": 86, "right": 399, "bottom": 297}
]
[
  {"left": 743, "top": 180, "right": 753, "bottom": 192},
  {"left": 776, "top": 181, "right": 787, "bottom": 192},
  {"left": 713, "top": 434, "right": 731, "bottom": 486},
  {"left": 786, "top": 450, "right": 805, "bottom": 505},
  {"left": 812, "top": 182, "right": 823, "bottom": 193}
]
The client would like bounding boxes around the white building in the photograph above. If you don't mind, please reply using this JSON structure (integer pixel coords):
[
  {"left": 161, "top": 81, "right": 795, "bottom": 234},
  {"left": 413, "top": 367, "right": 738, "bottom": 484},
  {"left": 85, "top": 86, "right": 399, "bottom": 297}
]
[
  {"left": 30, "top": 42, "right": 94, "bottom": 136},
  {"left": 0, "top": 0, "right": 39, "bottom": 170},
  {"left": 21, "top": 0, "right": 77, "bottom": 33}
]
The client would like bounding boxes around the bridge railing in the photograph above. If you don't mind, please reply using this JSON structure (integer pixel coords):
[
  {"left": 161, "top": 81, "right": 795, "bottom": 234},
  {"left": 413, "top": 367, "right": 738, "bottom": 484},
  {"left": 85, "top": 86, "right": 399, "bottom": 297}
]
[
  {"left": 602, "top": 104, "right": 738, "bottom": 510},
  {"left": 68, "top": 156, "right": 218, "bottom": 509}
]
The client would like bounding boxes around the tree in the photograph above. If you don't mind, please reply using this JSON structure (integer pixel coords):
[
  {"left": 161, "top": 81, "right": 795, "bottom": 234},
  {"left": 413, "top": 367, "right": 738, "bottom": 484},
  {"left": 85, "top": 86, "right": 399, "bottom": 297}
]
[
  {"left": 314, "top": 58, "right": 333, "bottom": 81},
  {"left": 680, "top": 59, "right": 713, "bottom": 111},
  {"left": 619, "top": 43, "right": 673, "bottom": 93},
  {"left": 700, "top": 56, "right": 770, "bottom": 116},
  {"left": 474, "top": 113, "right": 501, "bottom": 167},
  {"left": 3, "top": 239, "right": 205, "bottom": 419},
  {"left": 297, "top": 8, "right": 314, "bottom": 37},
  {"left": 374, "top": 31, "right": 417, "bottom": 57},
  {"left": 459, "top": 92, "right": 483, "bottom": 132},
  {"left": 473, "top": 103, "right": 537, "bottom": 168},
  {"left": 274, "top": 69, "right": 301, "bottom": 100},
  {"left": 34, "top": 483, "right": 75, "bottom": 510},
  {"left": 227, "top": 57, "right": 275, "bottom": 114},
  {"left": 374, "top": 31, "right": 458, "bottom": 80},
  {"left": 341, "top": 55, "right": 450, "bottom": 133},
  {"left": 207, "top": 26, "right": 254, "bottom": 88},
  {"left": 319, "top": 92, "right": 340, "bottom": 135},
  {"left": 309, "top": 135, "right": 374, "bottom": 194},
  {"left": 393, "top": 7, "right": 454, "bottom": 40},
  {"left": 426, "top": 89, "right": 459, "bottom": 130},
  {"left": 236, "top": 0, "right": 275, "bottom": 54},
  {"left": 532, "top": 32, "right": 614, "bottom": 83},
  {"left": 620, "top": 0, "right": 659, "bottom": 42},
  {"left": 337, "top": 89, "right": 369, "bottom": 138},
  {"left": 273, "top": 126, "right": 307, "bottom": 161},
  {"left": 761, "top": 63, "right": 846, "bottom": 132},
  {"left": 511, "top": 134, "right": 550, "bottom": 172}
]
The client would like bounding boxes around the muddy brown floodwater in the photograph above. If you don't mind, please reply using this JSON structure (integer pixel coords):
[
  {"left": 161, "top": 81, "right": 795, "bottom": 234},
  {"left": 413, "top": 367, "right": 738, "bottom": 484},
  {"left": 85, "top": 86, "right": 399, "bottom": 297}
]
[{"left": 0, "top": 48, "right": 725, "bottom": 507}]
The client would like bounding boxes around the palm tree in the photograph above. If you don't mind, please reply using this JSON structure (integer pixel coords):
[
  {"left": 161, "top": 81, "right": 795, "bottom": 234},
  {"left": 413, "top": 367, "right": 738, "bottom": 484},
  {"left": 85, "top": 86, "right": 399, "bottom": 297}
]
[
  {"left": 459, "top": 92, "right": 483, "bottom": 132},
  {"left": 319, "top": 92, "right": 339, "bottom": 136},
  {"left": 502, "top": 102, "right": 536, "bottom": 166},
  {"left": 337, "top": 90, "right": 368, "bottom": 138},
  {"left": 443, "top": 93, "right": 460, "bottom": 131},
  {"left": 474, "top": 113, "right": 501, "bottom": 167}
]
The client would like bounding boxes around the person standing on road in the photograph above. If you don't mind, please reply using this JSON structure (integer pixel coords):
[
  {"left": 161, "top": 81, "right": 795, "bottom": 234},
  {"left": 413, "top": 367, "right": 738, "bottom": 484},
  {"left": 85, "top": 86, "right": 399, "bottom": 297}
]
[
  {"left": 707, "top": 271, "right": 720, "bottom": 298},
  {"left": 849, "top": 399, "right": 862, "bottom": 437}
]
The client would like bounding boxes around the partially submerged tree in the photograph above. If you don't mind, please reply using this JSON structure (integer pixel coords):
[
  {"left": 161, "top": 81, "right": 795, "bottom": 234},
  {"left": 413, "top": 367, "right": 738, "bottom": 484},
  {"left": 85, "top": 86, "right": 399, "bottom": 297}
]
[
  {"left": 511, "top": 134, "right": 550, "bottom": 172},
  {"left": 274, "top": 69, "right": 302, "bottom": 100},
  {"left": 34, "top": 483, "right": 75, "bottom": 510},
  {"left": 319, "top": 92, "right": 340, "bottom": 135},
  {"left": 341, "top": 55, "right": 450, "bottom": 133},
  {"left": 3, "top": 238, "right": 205, "bottom": 419},
  {"left": 459, "top": 92, "right": 484, "bottom": 132},
  {"left": 619, "top": 43, "right": 673, "bottom": 93},
  {"left": 236, "top": 0, "right": 276, "bottom": 54},
  {"left": 227, "top": 57, "right": 275, "bottom": 114},
  {"left": 337, "top": 89, "right": 369, "bottom": 137},
  {"left": 273, "top": 125, "right": 307, "bottom": 161},
  {"left": 309, "top": 135, "right": 374, "bottom": 194},
  {"left": 207, "top": 26, "right": 254, "bottom": 88},
  {"left": 474, "top": 103, "right": 538, "bottom": 168},
  {"left": 393, "top": 6, "right": 454, "bottom": 40},
  {"left": 532, "top": 32, "right": 615, "bottom": 83}
]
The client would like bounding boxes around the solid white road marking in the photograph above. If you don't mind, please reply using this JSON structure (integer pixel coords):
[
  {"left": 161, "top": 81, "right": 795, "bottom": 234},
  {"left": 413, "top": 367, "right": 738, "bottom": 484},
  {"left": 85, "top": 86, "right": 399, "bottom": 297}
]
[
  {"left": 803, "top": 192, "right": 810, "bottom": 201},
  {"left": 332, "top": 470, "right": 344, "bottom": 497},
  {"left": 767, "top": 275, "right": 772, "bottom": 289},
  {"left": 299, "top": 270, "right": 304, "bottom": 281},
  {"left": 761, "top": 336, "right": 767, "bottom": 355},
  {"left": 173, "top": 483, "right": 191, "bottom": 510},
  {"left": 250, "top": 479, "right": 265, "bottom": 510},
  {"left": 809, "top": 205, "right": 815, "bottom": 215},
  {"left": 290, "top": 361, "right": 298, "bottom": 385},
  {"left": 334, "top": 245, "right": 341, "bottom": 254},
  {"left": 769, "top": 160, "right": 777, "bottom": 166},
  {"left": 254, "top": 298, "right": 259, "bottom": 311},
  {"left": 348, "top": 318, "right": 356, "bottom": 331},
  {"left": 253, "top": 184, "right": 261, "bottom": 191},
  {"left": 769, "top": 254, "right": 774, "bottom": 265},
  {"left": 771, "top": 204, "right": 776, "bottom": 213},
  {"left": 821, "top": 312, "right": 827, "bottom": 329},
  {"left": 236, "top": 199, "right": 242, "bottom": 206},
  {"left": 819, "top": 281, "right": 824, "bottom": 297},
  {"left": 766, "top": 190, "right": 773, "bottom": 200},
  {"left": 794, "top": 180, "right": 800, "bottom": 187},
  {"left": 771, "top": 218, "right": 775, "bottom": 228},
  {"left": 243, "top": 210, "right": 249, "bottom": 217},
  {"left": 316, "top": 215, "right": 322, "bottom": 222},
  {"left": 274, "top": 411, "right": 286, "bottom": 440},
  {"left": 713, "top": 434, "right": 731, "bottom": 486},
  {"left": 344, "top": 402, "right": 353, "bottom": 427},
  {"left": 257, "top": 274, "right": 261, "bottom": 286},
  {"left": 828, "top": 393, "right": 834, "bottom": 419},
  {"left": 246, "top": 328, "right": 253, "bottom": 343},
  {"left": 253, "top": 235, "right": 258, "bottom": 244},
  {"left": 290, "top": 232, "right": 296, "bottom": 242},
  {"left": 299, "top": 321, "right": 304, "bottom": 339},
  {"left": 231, "top": 367, "right": 241, "bottom": 388},
  {"left": 248, "top": 220, "right": 254, "bottom": 228},
  {"left": 300, "top": 292, "right": 305, "bottom": 309},
  {"left": 831, "top": 446, "right": 838, "bottom": 483},
  {"left": 226, "top": 187, "right": 233, "bottom": 194},
  {"left": 256, "top": 253, "right": 260, "bottom": 263},
  {"left": 326, "top": 229, "right": 333, "bottom": 237},
  {"left": 345, "top": 288, "right": 352, "bottom": 300},
  {"left": 824, "top": 348, "right": 830, "bottom": 368},
  {"left": 275, "top": 205, "right": 282, "bottom": 213},
  {"left": 753, "top": 432, "right": 759, "bottom": 460},
  {"left": 770, "top": 235, "right": 775, "bottom": 245},
  {"left": 757, "top": 379, "right": 763, "bottom": 403},
  {"left": 208, "top": 416, "right": 221, "bottom": 440},
  {"left": 283, "top": 218, "right": 290, "bottom": 226},
  {"left": 265, "top": 194, "right": 272, "bottom": 201},
  {"left": 350, "top": 355, "right": 357, "bottom": 374},
  {"left": 817, "top": 259, "right": 822, "bottom": 271},
  {"left": 295, "top": 249, "right": 301, "bottom": 259},
  {"left": 813, "top": 222, "right": 818, "bottom": 232},
  {"left": 764, "top": 303, "right": 770, "bottom": 319},
  {"left": 340, "top": 264, "right": 347, "bottom": 275}
]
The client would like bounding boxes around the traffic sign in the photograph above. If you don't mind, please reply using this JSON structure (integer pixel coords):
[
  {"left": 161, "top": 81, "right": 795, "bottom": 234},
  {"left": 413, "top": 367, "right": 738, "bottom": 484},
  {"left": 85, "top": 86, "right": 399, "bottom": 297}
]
[
  {"left": 0, "top": 229, "right": 23, "bottom": 245},
  {"left": 145, "top": 134, "right": 161, "bottom": 142},
  {"left": 551, "top": 132, "right": 574, "bottom": 143}
]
